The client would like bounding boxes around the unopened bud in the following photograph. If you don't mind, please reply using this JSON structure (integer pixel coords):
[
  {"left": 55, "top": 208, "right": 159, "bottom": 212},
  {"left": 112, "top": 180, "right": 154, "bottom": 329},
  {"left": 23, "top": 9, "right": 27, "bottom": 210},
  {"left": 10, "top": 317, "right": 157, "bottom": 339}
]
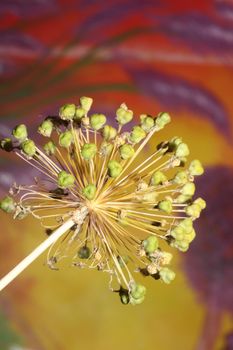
[
  {"left": 108, "top": 160, "right": 122, "bottom": 178},
  {"left": 83, "top": 184, "right": 96, "bottom": 200},
  {"left": 57, "top": 170, "right": 75, "bottom": 188},
  {"left": 81, "top": 143, "right": 97, "bottom": 160}
]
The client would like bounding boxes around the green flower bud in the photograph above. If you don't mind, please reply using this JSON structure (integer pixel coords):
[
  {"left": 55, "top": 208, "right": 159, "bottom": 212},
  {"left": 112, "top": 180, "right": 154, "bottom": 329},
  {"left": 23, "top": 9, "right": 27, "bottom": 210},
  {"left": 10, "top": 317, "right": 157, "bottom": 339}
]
[
  {"left": 74, "top": 107, "right": 86, "bottom": 120},
  {"left": 194, "top": 197, "right": 206, "bottom": 209},
  {"left": 185, "top": 228, "right": 196, "bottom": 243},
  {"left": 174, "top": 239, "right": 190, "bottom": 252},
  {"left": 155, "top": 112, "right": 171, "bottom": 128},
  {"left": 80, "top": 96, "right": 93, "bottom": 112},
  {"left": 119, "top": 144, "right": 135, "bottom": 160},
  {"left": 189, "top": 159, "right": 204, "bottom": 176},
  {"left": 108, "top": 160, "right": 122, "bottom": 178},
  {"left": 83, "top": 184, "right": 96, "bottom": 200},
  {"left": 186, "top": 203, "right": 201, "bottom": 218},
  {"left": 99, "top": 141, "right": 113, "bottom": 156},
  {"left": 116, "top": 104, "right": 133, "bottom": 125},
  {"left": 78, "top": 246, "right": 91, "bottom": 259},
  {"left": 0, "top": 196, "right": 15, "bottom": 213},
  {"left": 102, "top": 125, "right": 117, "bottom": 141},
  {"left": 0, "top": 138, "right": 13, "bottom": 152},
  {"left": 181, "top": 182, "right": 195, "bottom": 196},
  {"left": 43, "top": 141, "right": 56, "bottom": 155},
  {"left": 81, "top": 143, "right": 97, "bottom": 160},
  {"left": 159, "top": 267, "right": 176, "bottom": 284},
  {"left": 175, "top": 194, "right": 191, "bottom": 204},
  {"left": 12, "top": 124, "right": 27, "bottom": 141},
  {"left": 179, "top": 218, "right": 193, "bottom": 234},
  {"left": 173, "top": 170, "right": 188, "bottom": 184},
  {"left": 59, "top": 103, "right": 76, "bottom": 120},
  {"left": 130, "top": 283, "right": 146, "bottom": 300},
  {"left": 158, "top": 199, "right": 172, "bottom": 214},
  {"left": 90, "top": 113, "right": 106, "bottom": 130},
  {"left": 57, "top": 170, "right": 75, "bottom": 188},
  {"left": 170, "top": 226, "right": 185, "bottom": 240},
  {"left": 175, "top": 142, "right": 190, "bottom": 158},
  {"left": 140, "top": 114, "right": 154, "bottom": 132},
  {"left": 129, "top": 126, "right": 146, "bottom": 144},
  {"left": 59, "top": 130, "right": 73, "bottom": 148},
  {"left": 38, "top": 119, "right": 53, "bottom": 137},
  {"left": 21, "top": 139, "right": 36, "bottom": 157},
  {"left": 130, "top": 296, "right": 145, "bottom": 305},
  {"left": 142, "top": 235, "right": 158, "bottom": 254},
  {"left": 151, "top": 170, "right": 167, "bottom": 186}
]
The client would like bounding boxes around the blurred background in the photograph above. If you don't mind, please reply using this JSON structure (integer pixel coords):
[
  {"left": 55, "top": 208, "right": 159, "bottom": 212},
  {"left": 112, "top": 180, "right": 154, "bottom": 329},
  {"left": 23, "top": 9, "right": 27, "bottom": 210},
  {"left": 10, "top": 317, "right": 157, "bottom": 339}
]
[{"left": 0, "top": 0, "right": 232, "bottom": 349}]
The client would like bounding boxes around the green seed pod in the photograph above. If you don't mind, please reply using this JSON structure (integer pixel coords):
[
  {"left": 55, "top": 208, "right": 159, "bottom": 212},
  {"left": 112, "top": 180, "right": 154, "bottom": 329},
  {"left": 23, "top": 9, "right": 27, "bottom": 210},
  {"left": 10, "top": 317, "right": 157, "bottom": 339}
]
[
  {"left": 0, "top": 196, "right": 15, "bottom": 213},
  {"left": 59, "top": 130, "right": 73, "bottom": 148},
  {"left": 74, "top": 107, "right": 86, "bottom": 120},
  {"left": 175, "top": 194, "right": 191, "bottom": 204},
  {"left": 102, "top": 125, "right": 117, "bottom": 141},
  {"left": 181, "top": 182, "right": 195, "bottom": 196},
  {"left": 151, "top": 170, "right": 167, "bottom": 186},
  {"left": 170, "top": 226, "right": 185, "bottom": 240},
  {"left": 140, "top": 114, "right": 154, "bottom": 132},
  {"left": 159, "top": 267, "right": 176, "bottom": 284},
  {"left": 155, "top": 112, "right": 171, "bottom": 128},
  {"left": 38, "top": 119, "right": 53, "bottom": 137},
  {"left": 80, "top": 96, "right": 93, "bottom": 112},
  {"left": 21, "top": 139, "right": 36, "bottom": 157},
  {"left": 12, "top": 124, "right": 28, "bottom": 141},
  {"left": 189, "top": 159, "right": 204, "bottom": 176},
  {"left": 179, "top": 218, "right": 193, "bottom": 234},
  {"left": 81, "top": 143, "right": 97, "bottom": 160},
  {"left": 0, "top": 138, "right": 13, "bottom": 152},
  {"left": 43, "top": 141, "right": 56, "bottom": 155},
  {"left": 78, "top": 246, "right": 91, "bottom": 259},
  {"left": 129, "top": 126, "right": 146, "bottom": 144},
  {"left": 83, "top": 184, "right": 96, "bottom": 200},
  {"left": 119, "top": 144, "right": 135, "bottom": 160},
  {"left": 173, "top": 170, "right": 188, "bottom": 184},
  {"left": 99, "top": 141, "right": 113, "bottom": 156},
  {"left": 142, "top": 235, "right": 158, "bottom": 254},
  {"left": 90, "top": 113, "right": 106, "bottom": 130},
  {"left": 130, "top": 283, "right": 146, "bottom": 300},
  {"left": 158, "top": 199, "right": 172, "bottom": 214},
  {"left": 108, "top": 160, "right": 122, "bottom": 178},
  {"left": 57, "top": 170, "right": 75, "bottom": 188},
  {"left": 185, "top": 228, "right": 196, "bottom": 243},
  {"left": 185, "top": 203, "right": 202, "bottom": 218},
  {"left": 175, "top": 142, "right": 190, "bottom": 158},
  {"left": 130, "top": 296, "right": 145, "bottom": 305},
  {"left": 194, "top": 197, "right": 206, "bottom": 209},
  {"left": 174, "top": 239, "right": 190, "bottom": 252},
  {"left": 116, "top": 104, "right": 133, "bottom": 125},
  {"left": 59, "top": 103, "right": 76, "bottom": 120}
]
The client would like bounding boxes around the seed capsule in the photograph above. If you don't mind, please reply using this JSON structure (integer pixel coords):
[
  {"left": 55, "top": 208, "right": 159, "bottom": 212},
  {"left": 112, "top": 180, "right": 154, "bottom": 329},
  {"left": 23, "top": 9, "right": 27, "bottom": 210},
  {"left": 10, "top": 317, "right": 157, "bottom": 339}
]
[
  {"left": 102, "top": 125, "right": 117, "bottom": 141},
  {"left": 108, "top": 160, "right": 122, "bottom": 178},
  {"left": 43, "top": 141, "right": 56, "bottom": 155},
  {"left": 57, "top": 170, "right": 75, "bottom": 188},
  {"left": 0, "top": 196, "right": 15, "bottom": 213},
  {"left": 80, "top": 96, "right": 93, "bottom": 112},
  {"left": 159, "top": 267, "right": 176, "bottom": 284},
  {"left": 130, "top": 126, "right": 146, "bottom": 144},
  {"left": 83, "top": 184, "right": 96, "bottom": 200},
  {"left": 59, "top": 104, "right": 76, "bottom": 120},
  {"left": 116, "top": 103, "right": 133, "bottom": 125},
  {"left": 175, "top": 143, "right": 190, "bottom": 158},
  {"left": 90, "top": 113, "right": 106, "bottom": 130},
  {"left": 21, "top": 139, "right": 36, "bottom": 157},
  {"left": 119, "top": 144, "right": 135, "bottom": 160},
  {"left": 38, "top": 120, "right": 53, "bottom": 137},
  {"left": 155, "top": 112, "right": 171, "bottom": 128},
  {"left": 142, "top": 235, "right": 158, "bottom": 254},
  {"left": 59, "top": 130, "right": 73, "bottom": 148},
  {"left": 12, "top": 124, "right": 27, "bottom": 141},
  {"left": 158, "top": 199, "right": 172, "bottom": 214},
  {"left": 81, "top": 143, "right": 97, "bottom": 160},
  {"left": 189, "top": 159, "right": 204, "bottom": 176}
]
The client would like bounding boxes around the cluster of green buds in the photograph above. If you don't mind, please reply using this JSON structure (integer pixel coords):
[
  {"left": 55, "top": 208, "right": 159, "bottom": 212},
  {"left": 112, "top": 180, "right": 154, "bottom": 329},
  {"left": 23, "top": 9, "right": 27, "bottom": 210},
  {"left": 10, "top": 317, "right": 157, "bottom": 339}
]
[{"left": 0, "top": 96, "right": 205, "bottom": 305}]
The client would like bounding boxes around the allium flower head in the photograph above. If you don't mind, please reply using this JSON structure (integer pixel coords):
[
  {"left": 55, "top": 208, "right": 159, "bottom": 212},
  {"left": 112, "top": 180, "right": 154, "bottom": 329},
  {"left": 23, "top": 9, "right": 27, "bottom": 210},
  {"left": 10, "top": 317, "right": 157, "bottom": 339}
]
[{"left": 0, "top": 97, "right": 205, "bottom": 305}]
